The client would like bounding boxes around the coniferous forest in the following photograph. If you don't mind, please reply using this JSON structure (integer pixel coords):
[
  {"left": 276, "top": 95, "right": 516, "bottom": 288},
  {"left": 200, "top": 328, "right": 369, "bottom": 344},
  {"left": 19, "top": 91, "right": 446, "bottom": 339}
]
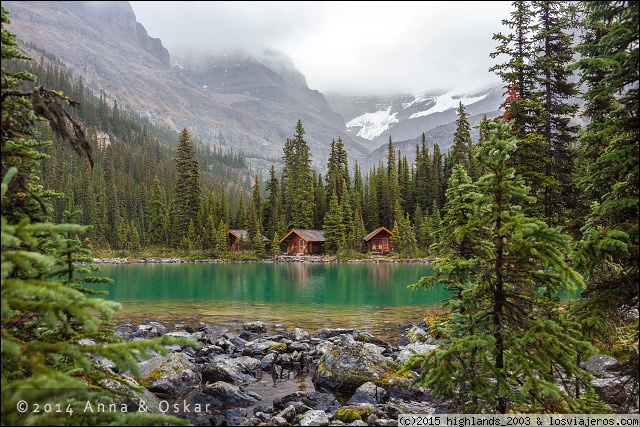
[{"left": 1, "top": 0, "right": 638, "bottom": 422}]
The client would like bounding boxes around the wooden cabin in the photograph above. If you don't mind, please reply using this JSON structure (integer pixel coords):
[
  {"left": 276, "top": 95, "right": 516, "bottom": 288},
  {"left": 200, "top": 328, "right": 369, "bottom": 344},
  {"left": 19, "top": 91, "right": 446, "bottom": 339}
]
[
  {"left": 279, "top": 228, "right": 325, "bottom": 255},
  {"left": 363, "top": 227, "right": 393, "bottom": 254},
  {"left": 228, "top": 229, "right": 268, "bottom": 252}
]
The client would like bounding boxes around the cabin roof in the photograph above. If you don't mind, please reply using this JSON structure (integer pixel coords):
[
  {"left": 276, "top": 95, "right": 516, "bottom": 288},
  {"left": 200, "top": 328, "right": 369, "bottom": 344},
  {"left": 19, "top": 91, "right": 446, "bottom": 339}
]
[
  {"left": 279, "top": 228, "right": 325, "bottom": 243},
  {"left": 363, "top": 226, "right": 393, "bottom": 242},
  {"left": 229, "top": 229, "right": 269, "bottom": 242}
]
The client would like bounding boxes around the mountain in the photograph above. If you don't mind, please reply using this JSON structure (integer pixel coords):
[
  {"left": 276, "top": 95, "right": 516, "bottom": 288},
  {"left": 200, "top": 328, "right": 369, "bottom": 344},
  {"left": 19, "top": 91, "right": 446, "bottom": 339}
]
[
  {"left": 326, "top": 84, "right": 504, "bottom": 147},
  {"left": 326, "top": 84, "right": 504, "bottom": 170},
  {"left": 3, "top": 1, "right": 509, "bottom": 175},
  {"left": 2, "top": 0, "right": 369, "bottom": 171}
]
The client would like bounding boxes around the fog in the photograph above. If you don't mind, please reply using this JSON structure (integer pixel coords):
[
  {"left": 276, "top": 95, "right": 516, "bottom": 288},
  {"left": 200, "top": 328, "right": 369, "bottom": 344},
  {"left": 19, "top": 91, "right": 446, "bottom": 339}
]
[{"left": 129, "top": 1, "right": 512, "bottom": 95}]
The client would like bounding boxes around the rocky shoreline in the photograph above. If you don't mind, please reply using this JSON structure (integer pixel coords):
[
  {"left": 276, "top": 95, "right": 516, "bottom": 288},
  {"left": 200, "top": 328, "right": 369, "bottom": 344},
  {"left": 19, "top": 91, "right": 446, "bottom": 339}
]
[
  {"left": 92, "top": 256, "right": 435, "bottom": 265},
  {"left": 94, "top": 319, "right": 636, "bottom": 426},
  {"left": 105, "top": 319, "right": 443, "bottom": 426}
]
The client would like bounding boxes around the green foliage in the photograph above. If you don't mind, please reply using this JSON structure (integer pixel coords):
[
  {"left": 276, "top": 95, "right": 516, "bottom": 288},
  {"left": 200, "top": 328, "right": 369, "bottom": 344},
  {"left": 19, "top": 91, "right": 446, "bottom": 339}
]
[
  {"left": 323, "top": 192, "right": 345, "bottom": 254},
  {"left": 173, "top": 128, "right": 201, "bottom": 246},
  {"left": 570, "top": 1, "right": 639, "bottom": 407},
  {"left": 391, "top": 209, "right": 419, "bottom": 259},
  {"left": 282, "top": 119, "right": 315, "bottom": 229},
  {"left": 403, "top": 120, "right": 602, "bottom": 414},
  {"left": 1, "top": 13, "right": 195, "bottom": 423}
]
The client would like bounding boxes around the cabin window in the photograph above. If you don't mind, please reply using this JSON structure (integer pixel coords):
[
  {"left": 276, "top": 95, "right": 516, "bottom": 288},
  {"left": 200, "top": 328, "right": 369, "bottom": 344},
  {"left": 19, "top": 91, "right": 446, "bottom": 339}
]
[{"left": 300, "top": 239, "right": 305, "bottom": 247}]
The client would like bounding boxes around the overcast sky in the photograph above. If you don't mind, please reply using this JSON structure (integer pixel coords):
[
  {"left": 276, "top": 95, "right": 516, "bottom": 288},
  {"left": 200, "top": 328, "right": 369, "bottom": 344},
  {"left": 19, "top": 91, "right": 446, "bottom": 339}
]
[{"left": 129, "top": 1, "right": 513, "bottom": 95}]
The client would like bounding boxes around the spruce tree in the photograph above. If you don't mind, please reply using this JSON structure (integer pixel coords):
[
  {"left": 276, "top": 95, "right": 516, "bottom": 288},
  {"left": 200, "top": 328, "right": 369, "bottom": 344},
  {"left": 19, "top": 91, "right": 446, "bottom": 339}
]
[
  {"left": 325, "top": 137, "right": 349, "bottom": 205},
  {"left": 173, "top": 128, "right": 201, "bottom": 245},
  {"left": 1, "top": 9, "right": 193, "bottom": 424},
  {"left": 282, "top": 119, "right": 315, "bottom": 229},
  {"left": 403, "top": 119, "right": 601, "bottom": 414},
  {"left": 391, "top": 202, "right": 418, "bottom": 258},
  {"left": 449, "top": 102, "right": 474, "bottom": 176},
  {"left": 323, "top": 192, "right": 345, "bottom": 254},
  {"left": 215, "top": 218, "right": 228, "bottom": 256},
  {"left": 571, "top": 0, "right": 639, "bottom": 406},
  {"left": 531, "top": 0, "right": 581, "bottom": 227},
  {"left": 262, "top": 165, "right": 280, "bottom": 240}
]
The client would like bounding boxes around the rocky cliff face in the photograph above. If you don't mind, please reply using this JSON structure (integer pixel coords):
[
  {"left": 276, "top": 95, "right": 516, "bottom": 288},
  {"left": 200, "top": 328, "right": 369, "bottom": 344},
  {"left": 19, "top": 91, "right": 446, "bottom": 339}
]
[{"left": 3, "top": 1, "right": 368, "bottom": 169}]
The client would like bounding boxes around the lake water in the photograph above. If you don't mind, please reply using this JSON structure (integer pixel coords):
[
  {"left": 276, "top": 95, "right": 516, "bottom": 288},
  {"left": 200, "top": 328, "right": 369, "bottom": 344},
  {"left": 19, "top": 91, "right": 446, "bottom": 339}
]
[{"left": 90, "top": 261, "right": 447, "bottom": 344}]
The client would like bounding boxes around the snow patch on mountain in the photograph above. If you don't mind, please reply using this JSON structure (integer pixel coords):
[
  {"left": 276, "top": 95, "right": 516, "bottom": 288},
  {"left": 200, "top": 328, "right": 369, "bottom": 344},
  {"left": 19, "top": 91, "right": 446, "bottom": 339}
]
[
  {"left": 409, "top": 91, "right": 488, "bottom": 119},
  {"left": 346, "top": 107, "right": 399, "bottom": 140}
]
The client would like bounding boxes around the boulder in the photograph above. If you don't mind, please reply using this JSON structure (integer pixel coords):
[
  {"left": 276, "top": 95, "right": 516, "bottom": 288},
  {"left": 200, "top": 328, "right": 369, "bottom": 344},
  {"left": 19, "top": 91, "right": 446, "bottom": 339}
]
[
  {"left": 347, "top": 381, "right": 388, "bottom": 405},
  {"left": 584, "top": 354, "right": 621, "bottom": 378},
  {"left": 203, "top": 381, "right": 264, "bottom": 407},
  {"left": 397, "top": 342, "right": 438, "bottom": 364},
  {"left": 202, "top": 355, "right": 262, "bottom": 385},
  {"left": 137, "top": 353, "right": 201, "bottom": 396},
  {"left": 243, "top": 321, "right": 267, "bottom": 333},
  {"left": 299, "top": 409, "right": 330, "bottom": 426},
  {"left": 313, "top": 342, "right": 412, "bottom": 394}
]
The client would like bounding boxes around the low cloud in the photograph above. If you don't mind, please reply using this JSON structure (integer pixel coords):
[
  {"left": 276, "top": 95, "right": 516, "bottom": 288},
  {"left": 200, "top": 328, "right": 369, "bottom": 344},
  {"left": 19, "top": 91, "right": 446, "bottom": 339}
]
[{"left": 130, "top": 1, "right": 511, "bottom": 95}]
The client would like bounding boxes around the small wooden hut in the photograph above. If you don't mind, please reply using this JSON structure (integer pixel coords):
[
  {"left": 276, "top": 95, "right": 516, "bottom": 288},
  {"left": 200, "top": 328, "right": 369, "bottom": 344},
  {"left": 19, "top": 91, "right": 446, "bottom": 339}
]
[
  {"left": 363, "top": 227, "right": 393, "bottom": 254},
  {"left": 228, "top": 229, "right": 268, "bottom": 252},
  {"left": 279, "top": 228, "right": 325, "bottom": 255}
]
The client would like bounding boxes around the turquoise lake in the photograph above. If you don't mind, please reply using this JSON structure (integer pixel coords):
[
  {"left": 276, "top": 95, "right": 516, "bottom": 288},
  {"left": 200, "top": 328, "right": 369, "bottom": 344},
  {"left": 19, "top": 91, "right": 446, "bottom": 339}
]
[{"left": 90, "top": 262, "right": 447, "bottom": 343}]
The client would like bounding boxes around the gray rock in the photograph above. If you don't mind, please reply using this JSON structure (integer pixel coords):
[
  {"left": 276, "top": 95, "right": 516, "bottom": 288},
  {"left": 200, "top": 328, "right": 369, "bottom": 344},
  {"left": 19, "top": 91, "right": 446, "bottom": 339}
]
[
  {"left": 293, "top": 327, "right": 311, "bottom": 341},
  {"left": 313, "top": 342, "right": 408, "bottom": 394},
  {"left": 584, "top": 354, "right": 621, "bottom": 378},
  {"left": 261, "top": 353, "right": 278, "bottom": 370},
  {"left": 243, "top": 321, "right": 267, "bottom": 333},
  {"left": 406, "top": 325, "right": 430, "bottom": 343},
  {"left": 375, "top": 419, "right": 399, "bottom": 426},
  {"left": 137, "top": 353, "right": 201, "bottom": 396},
  {"left": 224, "top": 407, "right": 249, "bottom": 426},
  {"left": 246, "top": 339, "right": 280, "bottom": 355},
  {"left": 202, "top": 355, "right": 262, "bottom": 385},
  {"left": 223, "top": 333, "right": 248, "bottom": 350},
  {"left": 268, "top": 416, "right": 289, "bottom": 426},
  {"left": 591, "top": 377, "right": 631, "bottom": 407},
  {"left": 318, "top": 328, "right": 358, "bottom": 339},
  {"left": 290, "top": 342, "right": 311, "bottom": 352},
  {"left": 348, "top": 381, "right": 389, "bottom": 405},
  {"left": 276, "top": 404, "right": 298, "bottom": 422},
  {"left": 103, "top": 376, "right": 165, "bottom": 414},
  {"left": 203, "top": 381, "right": 264, "bottom": 407},
  {"left": 273, "top": 391, "right": 341, "bottom": 412},
  {"left": 299, "top": 409, "right": 330, "bottom": 426},
  {"left": 397, "top": 342, "right": 438, "bottom": 364}
]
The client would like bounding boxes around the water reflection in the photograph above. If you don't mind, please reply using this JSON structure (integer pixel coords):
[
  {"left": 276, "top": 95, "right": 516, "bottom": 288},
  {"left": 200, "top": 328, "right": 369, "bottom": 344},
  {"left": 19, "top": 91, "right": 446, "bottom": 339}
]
[{"left": 89, "top": 262, "right": 447, "bottom": 344}]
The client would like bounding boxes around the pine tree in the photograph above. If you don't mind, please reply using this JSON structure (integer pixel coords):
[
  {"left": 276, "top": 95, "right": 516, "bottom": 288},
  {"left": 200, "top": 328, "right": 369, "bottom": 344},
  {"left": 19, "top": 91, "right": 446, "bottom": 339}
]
[
  {"left": 531, "top": 1, "right": 581, "bottom": 227},
  {"left": 262, "top": 165, "right": 280, "bottom": 240},
  {"left": 313, "top": 172, "right": 327, "bottom": 229},
  {"left": 490, "top": 1, "right": 548, "bottom": 218},
  {"left": 173, "top": 128, "right": 201, "bottom": 245},
  {"left": 282, "top": 119, "right": 315, "bottom": 229},
  {"left": 1, "top": 10, "right": 193, "bottom": 424},
  {"left": 403, "top": 119, "right": 601, "bottom": 414},
  {"left": 215, "top": 218, "right": 228, "bottom": 256},
  {"left": 449, "top": 102, "right": 474, "bottom": 175},
  {"left": 325, "top": 137, "right": 349, "bottom": 205},
  {"left": 391, "top": 201, "right": 418, "bottom": 258},
  {"left": 323, "top": 192, "right": 345, "bottom": 254},
  {"left": 570, "top": 1, "right": 639, "bottom": 406}
]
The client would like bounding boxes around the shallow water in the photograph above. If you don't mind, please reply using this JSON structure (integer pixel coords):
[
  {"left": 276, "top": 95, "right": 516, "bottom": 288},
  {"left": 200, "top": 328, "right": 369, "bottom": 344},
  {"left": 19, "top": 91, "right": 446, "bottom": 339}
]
[{"left": 89, "top": 262, "right": 447, "bottom": 345}]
